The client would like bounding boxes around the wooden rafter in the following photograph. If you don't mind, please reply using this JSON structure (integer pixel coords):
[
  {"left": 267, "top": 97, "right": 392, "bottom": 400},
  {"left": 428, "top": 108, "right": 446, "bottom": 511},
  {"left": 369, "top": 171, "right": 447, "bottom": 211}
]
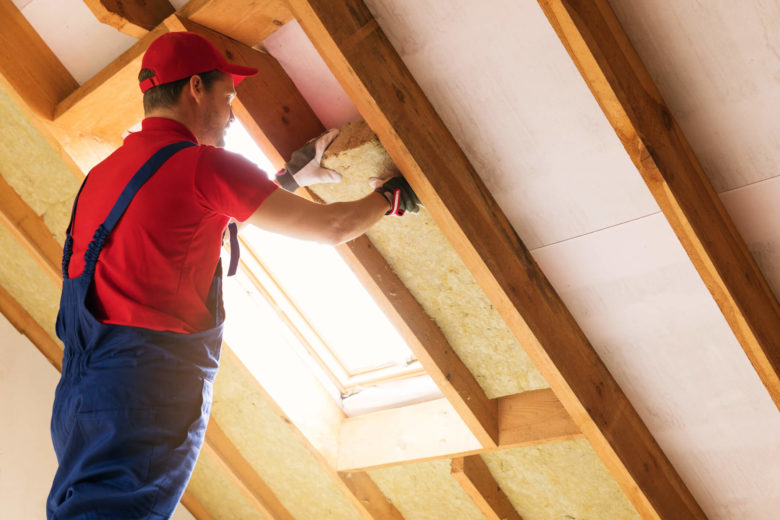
[
  {"left": 83, "top": 0, "right": 174, "bottom": 38},
  {"left": 284, "top": 1, "right": 705, "bottom": 518},
  {"left": 180, "top": 491, "right": 216, "bottom": 520},
  {"left": 178, "top": 0, "right": 292, "bottom": 46},
  {"left": 338, "top": 389, "right": 581, "bottom": 472},
  {"left": 0, "top": 0, "right": 78, "bottom": 119},
  {"left": 537, "top": 0, "right": 780, "bottom": 411},
  {"left": 339, "top": 471, "right": 404, "bottom": 520},
  {"left": 0, "top": 174, "right": 62, "bottom": 285},
  {"left": 203, "top": 418, "right": 296, "bottom": 520},
  {"left": 451, "top": 456, "right": 523, "bottom": 520}
]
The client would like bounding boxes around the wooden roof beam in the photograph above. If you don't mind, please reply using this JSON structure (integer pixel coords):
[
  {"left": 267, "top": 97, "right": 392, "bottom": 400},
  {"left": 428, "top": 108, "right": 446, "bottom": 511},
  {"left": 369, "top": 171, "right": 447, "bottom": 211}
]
[
  {"left": 178, "top": 0, "right": 293, "bottom": 47},
  {"left": 338, "top": 472, "right": 405, "bottom": 520},
  {"left": 0, "top": 0, "right": 79, "bottom": 120},
  {"left": 285, "top": 1, "right": 705, "bottom": 518},
  {"left": 83, "top": 0, "right": 175, "bottom": 39},
  {"left": 451, "top": 455, "right": 523, "bottom": 520},
  {"left": 537, "top": 0, "right": 780, "bottom": 410}
]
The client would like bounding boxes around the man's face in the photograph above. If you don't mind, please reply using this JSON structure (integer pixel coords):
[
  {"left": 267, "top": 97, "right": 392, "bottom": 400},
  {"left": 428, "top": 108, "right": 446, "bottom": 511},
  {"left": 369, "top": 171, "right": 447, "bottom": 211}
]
[{"left": 200, "top": 73, "right": 236, "bottom": 147}]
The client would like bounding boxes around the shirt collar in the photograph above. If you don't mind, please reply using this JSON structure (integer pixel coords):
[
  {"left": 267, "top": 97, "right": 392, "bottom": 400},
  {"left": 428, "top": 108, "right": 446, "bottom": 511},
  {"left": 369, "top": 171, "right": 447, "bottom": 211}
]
[{"left": 140, "top": 117, "right": 199, "bottom": 144}]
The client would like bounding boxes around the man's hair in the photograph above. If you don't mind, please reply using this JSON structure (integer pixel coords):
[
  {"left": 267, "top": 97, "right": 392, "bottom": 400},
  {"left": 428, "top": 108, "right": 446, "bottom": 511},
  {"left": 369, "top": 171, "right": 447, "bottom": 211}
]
[{"left": 138, "top": 69, "right": 225, "bottom": 113}]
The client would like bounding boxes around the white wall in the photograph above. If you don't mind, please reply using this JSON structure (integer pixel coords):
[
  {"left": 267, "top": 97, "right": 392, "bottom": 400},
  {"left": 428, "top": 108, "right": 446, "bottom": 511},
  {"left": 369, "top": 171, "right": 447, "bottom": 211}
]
[{"left": 0, "top": 314, "right": 195, "bottom": 519}]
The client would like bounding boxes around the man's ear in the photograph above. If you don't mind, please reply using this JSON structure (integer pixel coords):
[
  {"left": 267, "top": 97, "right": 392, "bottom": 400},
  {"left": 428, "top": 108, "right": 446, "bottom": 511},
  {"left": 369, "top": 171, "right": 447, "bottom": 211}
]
[{"left": 187, "top": 75, "right": 205, "bottom": 103}]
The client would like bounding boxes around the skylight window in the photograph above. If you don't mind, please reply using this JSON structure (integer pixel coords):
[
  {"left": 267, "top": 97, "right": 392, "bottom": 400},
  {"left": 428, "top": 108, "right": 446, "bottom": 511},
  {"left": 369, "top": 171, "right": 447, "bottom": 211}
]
[{"left": 222, "top": 120, "right": 439, "bottom": 415}]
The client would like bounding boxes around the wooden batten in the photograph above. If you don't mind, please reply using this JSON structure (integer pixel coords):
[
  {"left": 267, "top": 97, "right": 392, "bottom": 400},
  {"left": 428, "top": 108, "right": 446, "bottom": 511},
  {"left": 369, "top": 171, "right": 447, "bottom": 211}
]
[
  {"left": 204, "top": 418, "right": 296, "bottom": 520},
  {"left": 335, "top": 233, "right": 499, "bottom": 447},
  {"left": 451, "top": 456, "right": 523, "bottom": 520},
  {"left": 338, "top": 389, "right": 581, "bottom": 472},
  {"left": 179, "top": 491, "right": 217, "bottom": 520},
  {"left": 498, "top": 389, "right": 582, "bottom": 448},
  {"left": 0, "top": 0, "right": 79, "bottom": 119},
  {"left": 0, "top": 283, "right": 62, "bottom": 371},
  {"left": 339, "top": 472, "right": 405, "bottom": 520},
  {"left": 285, "top": 1, "right": 706, "bottom": 518},
  {"left": 0, "top": 175, "right": 62, "bottom": 286},
  {"left": 537, "top": 0, "right": 780, "bottom": 412},
  {"left": 83, "top": 0, "right": 175, "bottom": 38},
  {"left": 178, "top": 0, "right": 292, "bottom": 46}
]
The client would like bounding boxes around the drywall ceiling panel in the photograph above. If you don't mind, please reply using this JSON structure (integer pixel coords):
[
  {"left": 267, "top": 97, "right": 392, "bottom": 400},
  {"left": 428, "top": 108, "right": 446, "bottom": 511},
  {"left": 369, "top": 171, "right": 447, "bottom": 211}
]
[
  {"left": 609, "top": 0, "right": 780, "bottom": 192},
  {"left": 15, "top": 0, "right": 137, "bottom": 84},
  {"left": 530, "top": 212, "right": 780, "bottom": 519},
  {"left": 720, "top": 175, "right": 780, "bottom": 300},
  {"left": 210, "top": 353, "right": 363, "bottom": 520},
  {"left": 367, "top": 459, "right": 485, "bottom": 520},
  {"left": 362, "top": 0, "right": 659, "bottom": 250},
  {"left": 263, "top": 20, "right": 361, "bottom": 130},
  {"left": 482, "top": 440, "right": 639, "bottom": 519}
]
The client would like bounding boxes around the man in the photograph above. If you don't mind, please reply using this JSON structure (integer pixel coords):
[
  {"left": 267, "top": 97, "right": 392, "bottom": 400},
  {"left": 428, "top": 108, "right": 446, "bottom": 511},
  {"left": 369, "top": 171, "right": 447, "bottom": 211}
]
[{"left": 47, "top": 31, "right": 419, "bottom": 519}]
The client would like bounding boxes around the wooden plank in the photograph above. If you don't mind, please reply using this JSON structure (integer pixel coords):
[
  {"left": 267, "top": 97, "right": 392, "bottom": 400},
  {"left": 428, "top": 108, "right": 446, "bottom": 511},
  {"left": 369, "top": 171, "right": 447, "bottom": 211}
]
[
  {"left": 451, "top": 456, "right": 523, "bottom": 520},
  {"left": 338, "top": 390, "right": 581, "bottom": 471},
  {"left": 180, "top": 490, "right": 216, "bottom": 520},
  {"left": 285, "top": 2, "right": 705, "bottom": 518},
  {"left": 338, "top": 397, "right": 482, "bottom": 472},
  {"left": 0, "top": 0, "right": 79, "bottom": 119},
  {"left": 498, "top": 389, "right": 582, "bottom": 448},
  {"left": 536, "top": 0, "right": 780, "bottom": 411},
  {"left": 83, "top": 0, "right": 174, "bottom": 38},
  {"left": 0, "top": 283, "right": 62, "bottom": 371},
  {"left": 203, "top": 418, "right": 296, "bottom": 520},
  {"left": 336, "top": 234, "right": 499, "bottom": 446},
  {"left": 179, "top": 0, "right": 292, "bottom": 46},
  {"left": 0, "top": 175, "right": 62, "bottom": 285},
  {"left": 338, "top": 471, "right": 405, "bottom": 520}
]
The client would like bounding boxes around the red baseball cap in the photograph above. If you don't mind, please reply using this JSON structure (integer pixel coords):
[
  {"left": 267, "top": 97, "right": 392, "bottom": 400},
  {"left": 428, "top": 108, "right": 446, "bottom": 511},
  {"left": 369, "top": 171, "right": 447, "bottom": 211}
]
[{"left": 139, "top": 31, "right": 258, "bottom": 93}]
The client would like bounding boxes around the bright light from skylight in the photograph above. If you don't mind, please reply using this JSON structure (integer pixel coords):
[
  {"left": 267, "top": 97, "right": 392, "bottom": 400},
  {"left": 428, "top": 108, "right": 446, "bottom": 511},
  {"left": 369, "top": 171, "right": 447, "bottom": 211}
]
[{"left": 222, "top": 120, "right": 434, "bottom": 412}]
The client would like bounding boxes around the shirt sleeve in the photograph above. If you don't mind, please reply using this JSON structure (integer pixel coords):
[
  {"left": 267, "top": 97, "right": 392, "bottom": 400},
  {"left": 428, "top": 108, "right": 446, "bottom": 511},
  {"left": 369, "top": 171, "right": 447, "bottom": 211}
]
[{"left": 193, "top": 146, "right": 278, "bottom": 222}]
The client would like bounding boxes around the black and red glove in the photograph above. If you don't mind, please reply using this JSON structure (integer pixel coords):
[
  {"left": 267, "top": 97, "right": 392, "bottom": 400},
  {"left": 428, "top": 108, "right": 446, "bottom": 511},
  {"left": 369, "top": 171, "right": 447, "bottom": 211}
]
[{"left": 374, "top": 176, "right": 421, "bottom": 216}]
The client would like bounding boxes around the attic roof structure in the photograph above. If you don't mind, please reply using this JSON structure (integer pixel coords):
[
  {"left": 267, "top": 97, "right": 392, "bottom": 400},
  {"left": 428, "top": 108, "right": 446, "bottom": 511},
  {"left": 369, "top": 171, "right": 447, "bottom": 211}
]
[{"left": 1, "top": 1, "right": 779, "bottom": 519}]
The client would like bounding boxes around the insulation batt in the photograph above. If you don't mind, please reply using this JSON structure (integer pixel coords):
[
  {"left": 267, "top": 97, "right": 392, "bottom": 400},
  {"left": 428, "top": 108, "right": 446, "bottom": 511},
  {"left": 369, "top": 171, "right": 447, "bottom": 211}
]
[{"left": 315, "top": 120, "right": 547, "bottom": 398}]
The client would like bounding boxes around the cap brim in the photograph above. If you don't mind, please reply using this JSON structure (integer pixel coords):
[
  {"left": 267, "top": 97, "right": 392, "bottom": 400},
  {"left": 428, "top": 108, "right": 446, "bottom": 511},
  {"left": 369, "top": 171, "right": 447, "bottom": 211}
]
[{"left": 224, "top": 64, "right": 258, "bottom": 86}]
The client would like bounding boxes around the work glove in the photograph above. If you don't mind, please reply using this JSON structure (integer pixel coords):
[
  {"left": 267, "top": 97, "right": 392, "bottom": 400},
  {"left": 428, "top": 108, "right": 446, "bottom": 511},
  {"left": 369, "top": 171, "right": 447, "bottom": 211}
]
[
  {"left": 372, "top": 175, "right": 421, "bottom": 216},
  {"left": 276, "top": 129, "right": 341, "bottom": 192}
]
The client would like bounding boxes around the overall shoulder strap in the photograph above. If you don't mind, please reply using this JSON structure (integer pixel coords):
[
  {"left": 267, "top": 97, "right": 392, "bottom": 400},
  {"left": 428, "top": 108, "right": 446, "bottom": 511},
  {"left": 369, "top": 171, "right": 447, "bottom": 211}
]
[{"left": 71, "top": 141, "right": 196, "bottom": 281}]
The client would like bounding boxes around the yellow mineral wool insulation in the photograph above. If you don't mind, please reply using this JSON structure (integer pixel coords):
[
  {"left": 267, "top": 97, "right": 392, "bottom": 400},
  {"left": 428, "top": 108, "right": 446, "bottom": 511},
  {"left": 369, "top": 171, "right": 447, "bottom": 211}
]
[
  {"left": 482, "top": 439, "right": 640, "bottom": 520},
  {"left": 187, "top": 449, "right": 268, "bottom": 520},
  {"left": 0, "top": 85, "right": 79, "bottom": 243},
  {"left": 0, "top": 226, "right": 61, "bottom": 342},
  {"left": 314, "top": 120, "right": 547, "bottom": 397},
  {"left": 367, "top": 459, "right": 484, "bottom": 520},
  {"left": 210, "top": 353, "right": 363, "bottom": 520}
]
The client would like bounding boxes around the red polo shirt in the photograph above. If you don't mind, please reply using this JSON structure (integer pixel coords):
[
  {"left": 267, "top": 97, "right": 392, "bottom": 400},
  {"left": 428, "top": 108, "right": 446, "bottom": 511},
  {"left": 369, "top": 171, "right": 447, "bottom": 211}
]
[{"left": 68, "top": 118, "right": 277, "bottom": 333}]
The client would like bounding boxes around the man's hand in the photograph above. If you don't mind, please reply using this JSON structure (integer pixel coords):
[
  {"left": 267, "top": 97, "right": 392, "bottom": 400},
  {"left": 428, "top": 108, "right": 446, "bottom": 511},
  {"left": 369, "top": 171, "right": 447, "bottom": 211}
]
[
  {"left": 372, "top": 175, "right": 421, "bottom": 216},
  {"left": 276, "top": 129, "right": 341, "bottom": 192}
]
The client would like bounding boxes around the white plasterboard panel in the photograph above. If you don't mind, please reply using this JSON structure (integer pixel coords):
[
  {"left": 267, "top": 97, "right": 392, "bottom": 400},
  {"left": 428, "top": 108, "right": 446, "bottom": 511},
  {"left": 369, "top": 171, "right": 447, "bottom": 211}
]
[
  {"left": 609, "top": 0, "right": 780, "bottom": 192},
  {"left": 530, "top": 213, "right": 780, "bottom": 520},
  {"left": 17, "top": 0, "right": 137, "bottom": 84},
  {"left": 0, "top": 313, "right": 59, "bottom": 518},
  {"left": 263, "top": 20, "right": 362, "bottom": 130},
  {"left": 363, "top": 0, "right": 659, "bottom": 250},
  {"left": 720, "top": 175, "right": 780, "bottom": 300}
]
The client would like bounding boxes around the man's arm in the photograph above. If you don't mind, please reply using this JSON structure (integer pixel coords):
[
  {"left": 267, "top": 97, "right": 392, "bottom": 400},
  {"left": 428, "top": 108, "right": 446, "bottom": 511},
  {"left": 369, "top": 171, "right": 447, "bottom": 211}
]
[{"left": 247, "top": 188, "right": 390, "bottom": 245}]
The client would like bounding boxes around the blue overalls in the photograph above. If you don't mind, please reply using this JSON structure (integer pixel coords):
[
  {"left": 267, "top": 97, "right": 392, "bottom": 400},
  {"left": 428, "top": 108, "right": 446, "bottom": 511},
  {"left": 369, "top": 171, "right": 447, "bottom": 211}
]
[{"left": 47, "top": 142, "right": 231, "bottom": 519}]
